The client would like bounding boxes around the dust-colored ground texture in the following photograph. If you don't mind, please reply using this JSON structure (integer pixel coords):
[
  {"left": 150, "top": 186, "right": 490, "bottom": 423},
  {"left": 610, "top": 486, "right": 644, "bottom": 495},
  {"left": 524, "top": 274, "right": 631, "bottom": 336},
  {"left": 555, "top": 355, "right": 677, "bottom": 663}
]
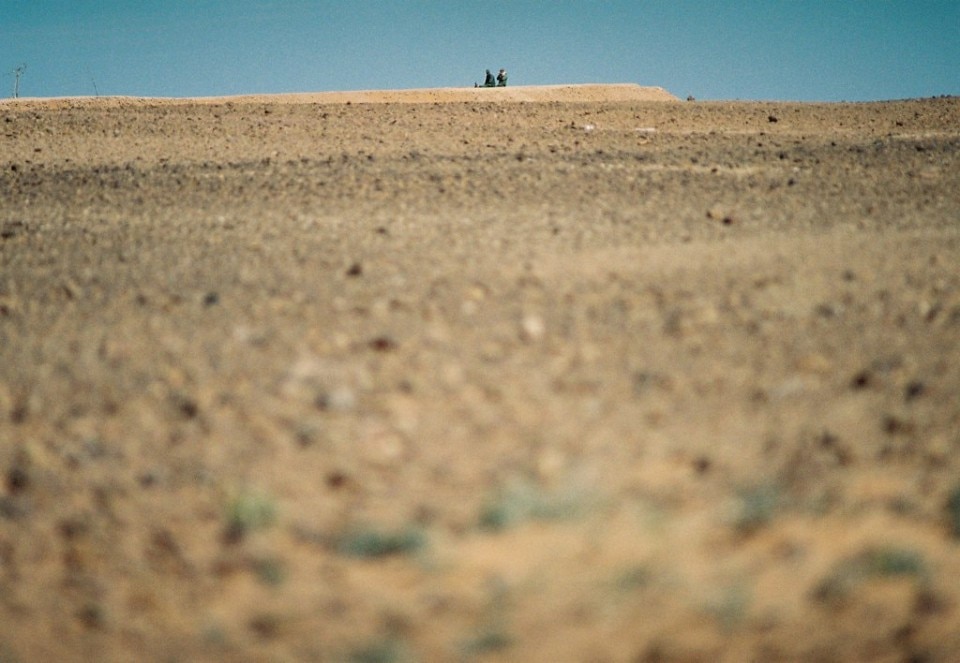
[{"left": 1, "top": 85, "right": 959, "bottom": 662}]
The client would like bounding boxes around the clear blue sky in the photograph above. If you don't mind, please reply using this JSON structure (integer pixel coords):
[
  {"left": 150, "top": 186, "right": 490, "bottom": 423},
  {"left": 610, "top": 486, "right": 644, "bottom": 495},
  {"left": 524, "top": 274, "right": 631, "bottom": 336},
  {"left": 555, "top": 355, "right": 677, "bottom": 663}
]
[{"left": 3, "top": 0, "right": 958, "bottom": 101}]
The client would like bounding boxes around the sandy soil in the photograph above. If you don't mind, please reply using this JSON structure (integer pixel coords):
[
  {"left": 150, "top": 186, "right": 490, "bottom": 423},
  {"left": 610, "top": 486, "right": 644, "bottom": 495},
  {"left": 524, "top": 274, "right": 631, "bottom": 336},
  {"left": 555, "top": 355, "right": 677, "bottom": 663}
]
[
  {"left": 6, "top": 84, "right": 678, "bottom": 108},
  {"left": 1, "top": 86, "right": 959, "bottom": 662}
]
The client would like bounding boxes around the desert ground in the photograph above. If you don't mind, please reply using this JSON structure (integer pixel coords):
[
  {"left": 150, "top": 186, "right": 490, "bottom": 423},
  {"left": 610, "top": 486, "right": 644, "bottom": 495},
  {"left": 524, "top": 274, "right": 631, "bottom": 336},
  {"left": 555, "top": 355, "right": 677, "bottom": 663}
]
[{"left": 1, "top": 84, "right": 959, "bottom": 662}]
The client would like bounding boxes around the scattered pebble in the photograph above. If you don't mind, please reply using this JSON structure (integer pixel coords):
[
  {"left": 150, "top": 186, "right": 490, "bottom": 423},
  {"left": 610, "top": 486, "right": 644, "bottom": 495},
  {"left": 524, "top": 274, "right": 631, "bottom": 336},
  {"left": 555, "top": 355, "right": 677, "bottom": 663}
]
[
  {"left": 5, "top": 465, "right": 29, "bottom": 494},
  {"left": 850, "top": 371, "right": 872, "bottom": 389},
  {"left": 904, "top": 381, "right": 926, "bottom": 401},
  {"left": 883, "top": 415, "right": 914, "bottom": 435},
  {"left": 315, "top": 385, "right": 356, "bottom": 412},
  {"left": 369, "top": 335, "right": 396, "bottom": 352},
  {"left": 520, "top": 313, "right": 545, "bottom": 342},
  {"left": 706, "top": 206, "right": 735, "bottom": 225}
]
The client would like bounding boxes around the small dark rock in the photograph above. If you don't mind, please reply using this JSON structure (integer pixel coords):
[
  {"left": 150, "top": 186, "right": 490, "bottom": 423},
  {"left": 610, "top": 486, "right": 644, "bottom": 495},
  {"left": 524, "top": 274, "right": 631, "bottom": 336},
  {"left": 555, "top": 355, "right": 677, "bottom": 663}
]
[
  {"left": 313, "top": 392, "right": 331, "bottom": 411},
  {"left": 5, "top": 466, "right": 29, "bottom": 494},
  {"left": 818, "top": 431, "right": 851, "bottom": 465},
  {"left": 174, "top": 395, "right": 199, "bottom": 420},
  {"left": 904, "top": 381, "right": 926, "bottom": 402},
  {"left": 77, "top": 603, "right": 106, "bottom": 629},
  {"left": 914, "top": 588, "right": 946, "bottom": 615},
  {"left": 326, "top": 471, "right": 347, "bottom": 489},
  {"left": 850, "top": 371, "right": 872, "bottom": 389},
  {"left": 138, "top": 471, "right": 159, "bottom": 488},
  {"left": 249, "top": 614, "right": 281, "bottom": 639},
  {"left": 692, "top": 456, "right": 711, "bottom": 475},
  {"left": 632, "top": 371, "right": 662, "bottom": 395},
  {"left": 834, "top": 447, "right": 853, "bottom": 467},
  {"left": 59, "top": 517, "right": 88, "bottom": 540},
  {"left": 369, "top": 336, "right": 396, "bottom": 352},
  {"left": 346, "top": 262, "right": 363, "bottom": 277},
  {"left": 222, "top": 523, "right": 246, "bottom": 546},
  {"left": 883, "top": 415, "right": 914, "bottom": 435},
  {"left": 295, "top": 427, "right": 316, "bottom": 447},
  {"left": 768, "top": 115, "right": 779, "bottom": 123},
  {"left": 705, "top": 207, "right": 734, "bottom": 225},
  {"left": 203, "top": 292, "right": 219, "bottom": 306},
  {"left": 815, "top": 303, "right": 836, "bottom": 318}
]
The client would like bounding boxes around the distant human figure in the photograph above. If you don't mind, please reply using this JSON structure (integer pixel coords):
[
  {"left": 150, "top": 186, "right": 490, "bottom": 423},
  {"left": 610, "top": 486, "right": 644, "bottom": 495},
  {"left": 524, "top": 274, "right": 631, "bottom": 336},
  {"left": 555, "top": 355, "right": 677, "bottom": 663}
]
[
  {"left": 483, "top": 69, "right": 496, "bottom": 87},
  {"left": 496, "top": 69, "right": 507, "bottom": 87}
]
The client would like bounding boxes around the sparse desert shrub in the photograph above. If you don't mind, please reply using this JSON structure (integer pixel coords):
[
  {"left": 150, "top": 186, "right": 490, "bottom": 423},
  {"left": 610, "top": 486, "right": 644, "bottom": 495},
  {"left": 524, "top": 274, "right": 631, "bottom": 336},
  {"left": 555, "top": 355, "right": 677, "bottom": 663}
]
[
  {"left": 460, "top": 629, "right": 512, "bottom": 656},
  {"left": 812, "top": 546, "right": 928, "bottom": 603},
  {"left": 348, "top": 638, "right": 408, "bottom": 663},
  {"left": 478, "top": 480, "right": 585, "bottom": 532},
  {"left": 705, "top": 583, "right": 751, "bottom": 631},
  {"left": 613, "top": 565, "right": 652, "bottom": 592},
  {"left": 252, "top": 556, "right": 286, "bottom": 586},
  {"left": 865, "top": 547, "right": 927, "bottom": 577},
  {"left": 336, "top": 526, "right": 426, "bottom": 559},
  {"left": 733, "top": 485, "right": 781, "bottom": 534},
  {"left": 224, "top": 489, "right": 277, "bottom": 543},
  {"left": 945, "top": 485, "right": 960, "bottom": 538}
]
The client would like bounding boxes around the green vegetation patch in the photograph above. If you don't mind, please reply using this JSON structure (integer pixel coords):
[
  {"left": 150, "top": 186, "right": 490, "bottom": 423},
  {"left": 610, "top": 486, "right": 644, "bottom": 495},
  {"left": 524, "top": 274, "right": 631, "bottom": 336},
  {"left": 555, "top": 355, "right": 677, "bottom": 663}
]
[
  {"left": 812, "top": 546, "right": 929, "bottom": 603},
  {"left": 336, "top": 527, "right": 427, "bottom": 559},
  {"left": 613, "top": 564, "right": 653, "bottom": 592},
  {"left": 459, "top": 629, "right": 513, "bottom": 657},
  {"left": 945, "top": 484, "right": 960, "bottom": 539},
  {"left": 478, "top": 480, "right": 586, "bottom": 532},
  {"left": 347, "top": 638, "right": 410, "bottom": 663},
  {"left": 733, "top": 484, "right": 781, "bottom": 534},
  {"left": 224, "top": 489, "right": 277, "bottom": 543},
  {"left": 252, "top": 556, "right": 287, "bottom": 586}
]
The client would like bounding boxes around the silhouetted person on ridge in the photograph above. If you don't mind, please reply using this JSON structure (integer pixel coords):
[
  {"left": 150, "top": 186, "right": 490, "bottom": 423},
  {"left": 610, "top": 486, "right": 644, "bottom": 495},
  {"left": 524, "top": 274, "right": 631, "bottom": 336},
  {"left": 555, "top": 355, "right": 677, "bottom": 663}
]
[
  {"left": 496, "top": 69, "right": 508, "bottom": 87},
  {"left": 483, "top": 70, "right": 496, "bottom": 87}
]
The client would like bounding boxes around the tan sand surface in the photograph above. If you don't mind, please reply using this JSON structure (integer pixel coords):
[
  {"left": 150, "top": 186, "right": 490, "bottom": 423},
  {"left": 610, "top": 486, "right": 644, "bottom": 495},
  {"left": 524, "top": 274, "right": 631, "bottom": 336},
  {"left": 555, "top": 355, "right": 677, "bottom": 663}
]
[
  {"left": 1, "top": 86, "right": 960, "bottom": 662},
  {"left": 1, "top": 83, "right": 678, "bottom": 109}
]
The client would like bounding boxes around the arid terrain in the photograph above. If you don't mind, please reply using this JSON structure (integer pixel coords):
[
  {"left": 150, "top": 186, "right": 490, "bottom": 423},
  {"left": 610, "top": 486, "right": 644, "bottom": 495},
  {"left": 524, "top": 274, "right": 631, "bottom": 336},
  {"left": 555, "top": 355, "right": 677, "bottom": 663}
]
[{"left": 1, "top": 84, "right": 959, "bottom": 662}]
